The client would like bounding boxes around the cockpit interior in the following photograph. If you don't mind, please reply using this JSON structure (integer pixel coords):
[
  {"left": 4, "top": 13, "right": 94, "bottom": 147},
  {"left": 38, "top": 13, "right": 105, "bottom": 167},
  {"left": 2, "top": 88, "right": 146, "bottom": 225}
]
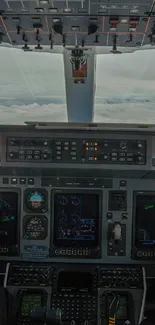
[{"left": 1, "top": 0, "right": 155, "bottom": 324}]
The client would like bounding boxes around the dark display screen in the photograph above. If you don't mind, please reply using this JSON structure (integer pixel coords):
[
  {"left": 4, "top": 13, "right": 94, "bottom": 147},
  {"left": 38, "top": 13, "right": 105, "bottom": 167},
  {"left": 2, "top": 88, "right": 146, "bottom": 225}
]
[
  {"left": 0, "top": 192, "right": 18, "bottom": 248},
  {"left": 135, "top": 193, "right": 155, "bottom": 246},
  {"left": 57, "top": 271, "right": 93, "bottom": 293},
  {"left": 20, "top": 293, "right": 42, "bottom": 317},
  {"left": 116, "top": 297, "right": 127, "bottom": 319},
  {"left": 53, "top": 193, "right": 99, "bottom": 247}
]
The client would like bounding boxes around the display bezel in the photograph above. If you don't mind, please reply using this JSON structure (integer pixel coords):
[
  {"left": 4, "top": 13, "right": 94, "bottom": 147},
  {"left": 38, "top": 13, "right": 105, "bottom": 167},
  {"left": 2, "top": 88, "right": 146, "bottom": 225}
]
[
  {"left": 17, "top": 288, "right": 47, "bottom": 318},
  {"left": 50, "top": 188, "right": 102, "bottom": 252},
  {"left": 23, "top": 188, "right": 48, "bottom": 213},
  {"left": 0, "top": 188, "right": 20, "bottom": 256},
  {"left": 103, "top": 290, "right": 134, "bottom": 325},
  {"left": 132, "top": 191, "right": 155, "bottom": 260}
]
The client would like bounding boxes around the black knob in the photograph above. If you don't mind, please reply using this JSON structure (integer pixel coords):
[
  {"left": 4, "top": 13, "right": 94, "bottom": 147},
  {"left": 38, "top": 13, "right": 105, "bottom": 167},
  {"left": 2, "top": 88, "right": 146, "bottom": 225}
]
[{"left": 16, "top": 25, "right": 21, "bottom": 35}]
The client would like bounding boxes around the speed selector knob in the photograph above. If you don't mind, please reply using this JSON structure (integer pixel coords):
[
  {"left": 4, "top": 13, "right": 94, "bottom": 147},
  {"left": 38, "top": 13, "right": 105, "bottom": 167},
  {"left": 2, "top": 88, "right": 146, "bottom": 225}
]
[{"left": 120, "top": 141, "right": 127, "bottom": 149}]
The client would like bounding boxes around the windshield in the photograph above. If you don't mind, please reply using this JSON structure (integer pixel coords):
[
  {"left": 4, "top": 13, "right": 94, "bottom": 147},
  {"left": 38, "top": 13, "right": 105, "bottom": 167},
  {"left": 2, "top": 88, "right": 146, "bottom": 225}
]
[{"left": 1, "top": 46, "right": 155, "bottom": 124}]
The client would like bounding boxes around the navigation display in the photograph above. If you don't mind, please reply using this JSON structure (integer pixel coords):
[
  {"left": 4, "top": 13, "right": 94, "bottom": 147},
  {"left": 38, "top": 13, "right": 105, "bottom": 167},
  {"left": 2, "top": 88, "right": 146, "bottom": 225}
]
[
  {"left": 53, "top": 192, "right": 100, "bottom": 247},
  {"left": 135, "top": 193, "right": 155, "bottom": 246},
  {"left": 0, "top": 192, "right": 19, "bottom": 252}
]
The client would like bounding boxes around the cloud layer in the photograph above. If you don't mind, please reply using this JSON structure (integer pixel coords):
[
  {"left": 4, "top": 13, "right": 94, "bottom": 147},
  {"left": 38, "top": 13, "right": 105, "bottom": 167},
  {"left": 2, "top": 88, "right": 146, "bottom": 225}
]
[{"left": 0, "top": 47, "right": 155, "bottom": 124}]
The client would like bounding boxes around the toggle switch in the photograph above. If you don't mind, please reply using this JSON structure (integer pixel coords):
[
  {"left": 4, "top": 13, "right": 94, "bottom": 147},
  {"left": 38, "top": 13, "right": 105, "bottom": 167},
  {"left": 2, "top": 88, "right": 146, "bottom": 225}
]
[
  {"left": 94, "top": 34, "right": 99, "bottom": 43},
  {"left": 113, "top": 223, "right": 122, "bottom": 241},
  {"left": 88, "top": 23, "right": 98, "bottom": 35},
  {"left": 125, "top": 32, "right": 134, "bottom": 44},
  {"left": 16, "top": 25, "right": 22, "bottom": 35},
  {"left": 62, "top": 34, "right": 66, "bottom": 47}
]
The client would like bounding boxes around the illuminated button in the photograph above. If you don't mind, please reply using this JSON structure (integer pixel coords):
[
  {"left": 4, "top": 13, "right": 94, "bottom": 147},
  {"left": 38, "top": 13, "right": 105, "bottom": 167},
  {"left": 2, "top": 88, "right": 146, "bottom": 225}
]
[
  {"left": 28, "top": 178, "right": 34, "bottom": 185},
  {"left": 3, "top": 178, "right": 9, "bottom": 184},
  {"left": 112, "top": 152, "right": 118, "bottom": 156},
  {"left": 11, "top": 178, "right": 17, "bottom": 184},
  {"left": 127, "top": 158, "right": 133, "bottom": 162},
  {"left": 71, "top": 142, "right": 76, "bottom": 145},
  {"left": 119, "top": 152, "right": 125, "bottom": 157},
  {"left": 20, "top": 178, "right": 26, "bottom": 185},
  {"left": 64, "top": 146, "right": 69, "bottom": 150},
  {"left": 119, "top": 158, "right": 125, "bottom": 162}
]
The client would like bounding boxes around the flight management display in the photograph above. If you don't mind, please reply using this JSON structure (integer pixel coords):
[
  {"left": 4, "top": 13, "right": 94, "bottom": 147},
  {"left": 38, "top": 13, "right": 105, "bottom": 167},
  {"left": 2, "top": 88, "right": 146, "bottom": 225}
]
[
  {"left": 53, "top": 192, "right": 100, "bottom": 248},
  {"left": 0, "top": 191, "right": 19, "bottom": 255},
  {"left": 135, "top": 192, "right": 155, "bottom": 247}
]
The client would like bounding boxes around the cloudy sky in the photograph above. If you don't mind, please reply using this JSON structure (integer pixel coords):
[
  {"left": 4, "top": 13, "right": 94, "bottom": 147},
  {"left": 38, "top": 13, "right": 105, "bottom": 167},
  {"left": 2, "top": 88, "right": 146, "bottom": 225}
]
[{"left": 0, "top": 46, "right": 155, "bottom": 124}]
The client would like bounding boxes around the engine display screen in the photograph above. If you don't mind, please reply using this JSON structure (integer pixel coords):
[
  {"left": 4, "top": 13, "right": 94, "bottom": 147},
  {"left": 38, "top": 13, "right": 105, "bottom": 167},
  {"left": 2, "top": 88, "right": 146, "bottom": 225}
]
[
  {"left": 57, "top": 271, "right": 93, "bottom": 293},
  {"left": 135, "top": 193, "right": 155, "bottom": 246},
  {"left": 20, "top": 292, "right": 42, "bottom": 317},
  {"left": 0, "top": 192, "right": 18, "bottom": 251},
  {"left": 53, "top": 192, "right": 100, "bottom": 247}
]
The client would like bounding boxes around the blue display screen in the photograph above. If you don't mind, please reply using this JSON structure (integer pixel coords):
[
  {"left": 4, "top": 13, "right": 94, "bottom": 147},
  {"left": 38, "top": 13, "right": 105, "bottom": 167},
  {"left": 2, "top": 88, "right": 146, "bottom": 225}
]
[{"left": 53, "top": 193, "right": 99, "bottom": 247}]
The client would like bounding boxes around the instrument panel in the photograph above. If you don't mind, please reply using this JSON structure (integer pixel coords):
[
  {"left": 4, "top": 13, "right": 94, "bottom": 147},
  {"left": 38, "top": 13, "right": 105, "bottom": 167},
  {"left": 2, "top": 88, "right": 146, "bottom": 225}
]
[
  {"left": 0, "top": 124, "right": 155, "bottom": 264},
  {"left": 0, "top": 180, "right": 155, "bottom": 263}
]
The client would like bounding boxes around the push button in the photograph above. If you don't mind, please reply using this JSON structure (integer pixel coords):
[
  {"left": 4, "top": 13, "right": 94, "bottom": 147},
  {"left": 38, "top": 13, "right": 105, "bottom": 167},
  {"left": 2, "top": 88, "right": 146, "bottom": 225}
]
[
  {"left": 28, "top": 178, "right": 34, "bottom": 185},
  {"left": 11, "top": 178, "right": 17, "bottom": 184}
]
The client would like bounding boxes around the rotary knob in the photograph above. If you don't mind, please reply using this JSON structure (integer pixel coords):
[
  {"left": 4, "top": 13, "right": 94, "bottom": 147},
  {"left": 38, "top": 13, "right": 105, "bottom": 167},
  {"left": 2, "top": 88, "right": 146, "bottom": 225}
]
[{"left": 120, "top": 141, "right": 127, "bottom": 149}]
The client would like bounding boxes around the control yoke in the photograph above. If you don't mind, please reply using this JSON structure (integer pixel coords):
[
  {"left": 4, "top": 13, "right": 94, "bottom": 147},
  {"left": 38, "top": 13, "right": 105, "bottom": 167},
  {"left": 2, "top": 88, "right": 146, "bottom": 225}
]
[
  {"left": 108, "top": 293, "right": 120, "bottom": 325},
  {"left": 30, "top": 307, "right": 62, "bottom": 325}
]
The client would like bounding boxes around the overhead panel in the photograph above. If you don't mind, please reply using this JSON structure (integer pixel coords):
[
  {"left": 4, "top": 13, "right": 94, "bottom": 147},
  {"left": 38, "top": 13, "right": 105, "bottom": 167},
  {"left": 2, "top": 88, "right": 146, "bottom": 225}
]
[{"left": 0, "top": 0, "right": 155, "bottom": 49}]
